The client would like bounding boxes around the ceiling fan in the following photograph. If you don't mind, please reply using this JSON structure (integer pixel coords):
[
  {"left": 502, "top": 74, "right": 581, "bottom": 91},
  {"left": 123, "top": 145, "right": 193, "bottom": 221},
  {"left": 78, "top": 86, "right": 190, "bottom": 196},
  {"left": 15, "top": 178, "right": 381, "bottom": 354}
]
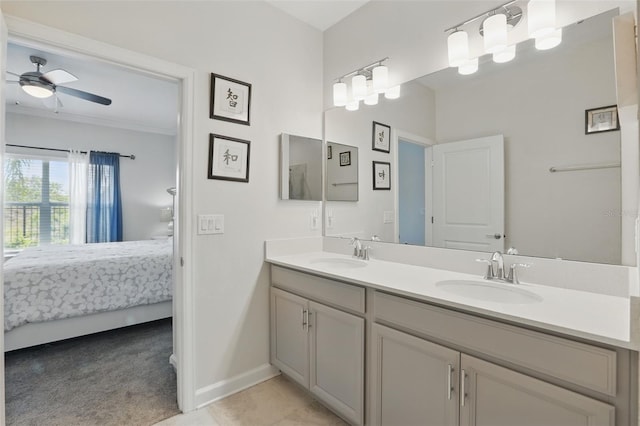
[{"left": 7, "top": 55, "right": 112, "bottom": 106}]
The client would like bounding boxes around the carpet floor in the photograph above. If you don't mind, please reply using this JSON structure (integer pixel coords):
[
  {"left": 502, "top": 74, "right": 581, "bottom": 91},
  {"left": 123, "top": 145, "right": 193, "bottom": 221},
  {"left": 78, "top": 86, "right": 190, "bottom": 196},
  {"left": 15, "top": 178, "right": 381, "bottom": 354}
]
[{"left": 5, "top": 318, "right": 179, "bottom": 426}]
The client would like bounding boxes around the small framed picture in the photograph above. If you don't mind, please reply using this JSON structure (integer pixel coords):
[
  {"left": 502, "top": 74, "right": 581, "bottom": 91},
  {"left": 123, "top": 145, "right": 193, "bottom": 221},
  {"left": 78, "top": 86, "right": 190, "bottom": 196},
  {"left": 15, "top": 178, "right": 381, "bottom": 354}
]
[
  {"left": 340, "top": 151, "right": 351, "bottom": 166},
  {"left": 327, "top": 145, "right": 333, "bottom": 160},
  {"left": 373, "top": 161, "right": 391, "bottom": 190},
  {"left": 372, "top": 121, "right": 391, "bottom": 153},
  {"left": 208, "top": 134, "right": 250, "bottom": 182},
  {"left": 210, "top": 73, "right": 252, "bottom": 126},
  {"left": 585, "top": 105, "right": 620, "bottom": 134}
]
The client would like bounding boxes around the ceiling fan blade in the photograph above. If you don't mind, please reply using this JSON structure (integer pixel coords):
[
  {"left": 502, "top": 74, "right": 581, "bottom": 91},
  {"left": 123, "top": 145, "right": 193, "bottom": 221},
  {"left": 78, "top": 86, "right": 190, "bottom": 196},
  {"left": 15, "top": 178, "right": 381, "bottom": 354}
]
[
  {"left": 6, "top": 71, "right": 20, "bottom": 77},
  {"left": 42, "top": 69, "right": 78, "bottom": 85},
  {"left": 56, "top": 85, "right": 112, "bottom": 106},
  {"left": 7, "top": 80, "right": 19, "bottom": 84}
]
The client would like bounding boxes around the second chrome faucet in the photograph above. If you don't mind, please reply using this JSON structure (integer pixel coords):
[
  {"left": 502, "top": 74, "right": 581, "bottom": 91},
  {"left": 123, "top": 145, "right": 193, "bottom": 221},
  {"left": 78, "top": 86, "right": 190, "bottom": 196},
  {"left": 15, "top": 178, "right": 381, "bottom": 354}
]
[
  {"left": 350, "top": 237, "right": 370, "bottom": 260},
  {"left": 477, "top": 251, "right": 530, "bottom": 284}
]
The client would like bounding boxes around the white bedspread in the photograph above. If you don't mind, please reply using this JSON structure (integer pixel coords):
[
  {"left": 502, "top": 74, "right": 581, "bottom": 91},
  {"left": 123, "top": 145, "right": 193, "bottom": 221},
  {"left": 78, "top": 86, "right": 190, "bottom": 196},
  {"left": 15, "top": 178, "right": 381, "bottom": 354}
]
[{"left": 4, "top": 239, "right": 173, "bottom": 331}]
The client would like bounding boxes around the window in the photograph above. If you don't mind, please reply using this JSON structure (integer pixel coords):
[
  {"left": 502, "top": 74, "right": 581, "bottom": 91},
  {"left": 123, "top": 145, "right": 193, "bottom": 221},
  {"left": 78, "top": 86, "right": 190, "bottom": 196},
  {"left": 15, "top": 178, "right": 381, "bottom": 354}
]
[{"left": 4, "top": 154, "right": 70, "bottom": 249}]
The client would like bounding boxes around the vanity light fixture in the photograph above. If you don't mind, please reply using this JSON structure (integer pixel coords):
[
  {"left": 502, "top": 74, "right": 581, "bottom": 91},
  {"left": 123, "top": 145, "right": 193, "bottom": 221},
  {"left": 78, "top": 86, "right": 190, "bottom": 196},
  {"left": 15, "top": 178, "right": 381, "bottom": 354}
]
[
  {"left": 444, "top": 0, "right": 561, "bottom": 75},
  {"left": 332, "top": 57, "right": 400, "bottom": 111}
]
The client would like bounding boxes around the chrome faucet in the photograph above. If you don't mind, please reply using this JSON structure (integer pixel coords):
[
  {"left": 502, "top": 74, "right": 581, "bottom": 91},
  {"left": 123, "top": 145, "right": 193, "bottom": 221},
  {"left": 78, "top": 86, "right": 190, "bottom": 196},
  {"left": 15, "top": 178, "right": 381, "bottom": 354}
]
[
  {"left": 349, "top": 237, "right": 370, "bottom": 260},
  {"left": 476, "top": 251, "right": 530, "bottom": 284}
]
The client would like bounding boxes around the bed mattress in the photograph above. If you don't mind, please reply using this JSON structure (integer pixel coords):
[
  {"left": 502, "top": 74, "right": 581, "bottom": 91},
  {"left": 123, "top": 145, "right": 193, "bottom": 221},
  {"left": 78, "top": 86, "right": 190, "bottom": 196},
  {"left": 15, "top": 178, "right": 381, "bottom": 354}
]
[{"left": 4, "top": 239, "right": 173, "bottom": 331}]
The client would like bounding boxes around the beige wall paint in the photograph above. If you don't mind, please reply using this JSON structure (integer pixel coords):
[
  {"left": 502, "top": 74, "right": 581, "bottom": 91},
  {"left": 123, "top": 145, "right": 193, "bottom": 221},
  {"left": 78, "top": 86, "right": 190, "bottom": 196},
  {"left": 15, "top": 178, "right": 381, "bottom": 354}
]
[{"left": 0, "top": 0, "right": 324, "bottom": 399}]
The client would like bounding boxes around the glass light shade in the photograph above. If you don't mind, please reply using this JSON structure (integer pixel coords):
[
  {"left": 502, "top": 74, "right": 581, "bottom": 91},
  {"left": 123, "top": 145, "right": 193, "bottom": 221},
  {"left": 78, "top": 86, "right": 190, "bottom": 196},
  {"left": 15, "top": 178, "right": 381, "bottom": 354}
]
[
  {"left": 528, "top": 0, "right": 556, "bottom": 39},
  {"left": 535, "top": 28, "right": 562, "bottom": 50},
  {"left": 345, "top": 99, "right": 360, "bottom": 111},
  {"left": 458, "top": 57, "right": 478, "bottom": 75},
  {"left": 332, "top": 82, "right": 347, "bottom": 107},
  {"left": 21, "top": 84, "right": 53, "bottom": 98},
  {"left": 352, "top": 75, "right": 367, "bottom": 101},
  {"left": 384, "top": 85, "right": 401, "bottom": 100},
  {"left": 364, "top": 92, "right": 379, "bottom": 106},
  {"left": 483, "top": 14, "right": 508, "bottom": 54},
  {"left": 447, "top": 30, "right": 469, "bottom": 67},
  {"left": 372, "top": 65, "right": 388, "bottom": 93},
  {"left": 493, "top": 44, "right": 516, "bottom": 63}
]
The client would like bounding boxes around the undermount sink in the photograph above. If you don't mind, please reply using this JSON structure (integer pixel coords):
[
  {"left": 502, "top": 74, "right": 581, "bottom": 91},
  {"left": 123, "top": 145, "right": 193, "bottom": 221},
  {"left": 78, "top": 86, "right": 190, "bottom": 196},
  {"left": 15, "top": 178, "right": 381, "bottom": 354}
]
[
  {"left": 309, "top": 257, "right": 368, "bottom": 269},
  {"left": 436, "top": 280, "right": 543, "bottom": 304}
]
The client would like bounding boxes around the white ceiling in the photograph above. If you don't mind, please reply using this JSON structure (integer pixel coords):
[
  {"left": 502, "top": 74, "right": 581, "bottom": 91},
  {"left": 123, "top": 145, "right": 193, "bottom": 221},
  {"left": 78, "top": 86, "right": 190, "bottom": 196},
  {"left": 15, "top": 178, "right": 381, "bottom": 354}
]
[
  {"left": 266, "top": 0, "right": 369, "bottom": 31},
  {"left": 6, "top": 42, "right": 179, "bottom": 136}
]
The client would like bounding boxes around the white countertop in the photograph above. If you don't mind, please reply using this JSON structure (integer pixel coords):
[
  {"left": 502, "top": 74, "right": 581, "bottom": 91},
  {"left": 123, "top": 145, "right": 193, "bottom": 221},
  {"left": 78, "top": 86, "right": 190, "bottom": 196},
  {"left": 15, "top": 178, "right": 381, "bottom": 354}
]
[{"left": 266, "top": 251, "right": 636, "bottom": 350}]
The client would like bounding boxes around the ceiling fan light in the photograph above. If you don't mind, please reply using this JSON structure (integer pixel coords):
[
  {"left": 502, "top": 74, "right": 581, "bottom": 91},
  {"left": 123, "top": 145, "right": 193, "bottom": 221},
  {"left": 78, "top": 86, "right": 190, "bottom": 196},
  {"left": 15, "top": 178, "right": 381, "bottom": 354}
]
[{"left": 21, "top": 84, "right": 53, "bottom": 99}]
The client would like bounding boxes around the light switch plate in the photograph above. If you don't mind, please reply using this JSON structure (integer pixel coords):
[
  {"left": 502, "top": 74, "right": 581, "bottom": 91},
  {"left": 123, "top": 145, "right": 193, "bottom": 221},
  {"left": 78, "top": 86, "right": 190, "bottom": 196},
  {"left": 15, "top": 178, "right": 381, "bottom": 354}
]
[{"left": 198, "top": 214, "right": 224, "bottom": 235}]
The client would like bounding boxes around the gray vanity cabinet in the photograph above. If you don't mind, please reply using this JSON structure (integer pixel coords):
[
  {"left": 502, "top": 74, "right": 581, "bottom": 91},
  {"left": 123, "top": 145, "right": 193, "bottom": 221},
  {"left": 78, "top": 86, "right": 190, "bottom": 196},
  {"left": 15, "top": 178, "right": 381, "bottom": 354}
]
[
  {"left": 270, "top": 285, "right": 365, "bottom": 425},
  {"left": 460, "top": 354, "right": 615, "bottom": 426}
]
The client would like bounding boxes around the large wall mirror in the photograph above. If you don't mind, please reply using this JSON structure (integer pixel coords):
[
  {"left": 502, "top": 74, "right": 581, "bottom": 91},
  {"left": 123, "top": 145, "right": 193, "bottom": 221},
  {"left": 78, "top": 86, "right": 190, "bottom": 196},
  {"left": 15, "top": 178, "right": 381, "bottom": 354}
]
[
  {"left": 324, "top": 9, "right": 633, "bottom": 265},
  {"left": 280, "top": 133, "right": 322, "bottom": 201}
]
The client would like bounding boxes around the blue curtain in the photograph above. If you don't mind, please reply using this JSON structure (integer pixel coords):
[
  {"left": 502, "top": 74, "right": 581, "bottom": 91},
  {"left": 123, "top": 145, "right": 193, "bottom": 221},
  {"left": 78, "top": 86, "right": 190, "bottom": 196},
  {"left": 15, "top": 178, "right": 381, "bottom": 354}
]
[{"left": 86, "top": 152, "right": 123, "bottom": 243}]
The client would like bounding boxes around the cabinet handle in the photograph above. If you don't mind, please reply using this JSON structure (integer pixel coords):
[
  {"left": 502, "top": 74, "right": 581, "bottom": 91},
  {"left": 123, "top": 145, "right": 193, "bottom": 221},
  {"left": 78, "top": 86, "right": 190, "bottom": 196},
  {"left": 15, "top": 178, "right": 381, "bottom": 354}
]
[
  {"left": 447, "top": 364, "right": 454, "bottom": 400},
  {"left": 306, "top": 311, "right": 312, "bottom": 329},
  {"left": 461, "top": 369, "right": 467, "bottom": 407},
  {"left": 301, "top": 309, "right": 307, "bottom": 330}
]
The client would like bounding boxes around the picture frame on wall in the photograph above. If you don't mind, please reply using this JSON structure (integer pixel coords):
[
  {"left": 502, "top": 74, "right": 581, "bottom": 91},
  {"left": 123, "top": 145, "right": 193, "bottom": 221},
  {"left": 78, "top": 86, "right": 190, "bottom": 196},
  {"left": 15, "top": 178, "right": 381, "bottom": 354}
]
[
  {"left": 327, "top": 145, "right": 333, "bottom": 160},
  {"left": 340, "top": 151, "right": 351, "bottom": 166},
  {"left": 210, "top": 73, "right": 252, "bottom": 126},
  {"left": 372, "top": 121, "right": 391, "bottom": 153},
  {"left": 208, "top": 134, "right": 251, "bottom": 182},
  {"left": 585, "top": 105, "right": 620, "bottom": 134},
  {"left": 373, "top": 161, "right": 391, "bottom": 190}
]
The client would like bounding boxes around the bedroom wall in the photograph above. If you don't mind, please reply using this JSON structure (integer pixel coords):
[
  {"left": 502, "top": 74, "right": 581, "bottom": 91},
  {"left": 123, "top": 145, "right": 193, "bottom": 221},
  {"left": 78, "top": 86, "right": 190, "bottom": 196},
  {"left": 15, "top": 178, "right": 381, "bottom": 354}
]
[
  {"left": 5, "top": 112, "right": 176, "bottom": 241},
  {"left": 0, "top": 0, "right": 323, "bottom": 407}
]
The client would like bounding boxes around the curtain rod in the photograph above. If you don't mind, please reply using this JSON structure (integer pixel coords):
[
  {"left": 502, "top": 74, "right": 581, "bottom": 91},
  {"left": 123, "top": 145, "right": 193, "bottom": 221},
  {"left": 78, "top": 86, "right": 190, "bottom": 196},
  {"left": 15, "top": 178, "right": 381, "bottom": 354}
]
[{"left": 5, "top": 144, "right": 136, "bottom": 160}]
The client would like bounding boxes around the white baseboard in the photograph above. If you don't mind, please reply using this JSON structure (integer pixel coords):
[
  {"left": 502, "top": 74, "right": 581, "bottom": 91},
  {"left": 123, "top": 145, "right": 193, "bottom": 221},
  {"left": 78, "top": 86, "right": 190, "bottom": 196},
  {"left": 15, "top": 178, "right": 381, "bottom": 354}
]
[{"left": 194, "top": 363, "right": 280, "bottom": 409}]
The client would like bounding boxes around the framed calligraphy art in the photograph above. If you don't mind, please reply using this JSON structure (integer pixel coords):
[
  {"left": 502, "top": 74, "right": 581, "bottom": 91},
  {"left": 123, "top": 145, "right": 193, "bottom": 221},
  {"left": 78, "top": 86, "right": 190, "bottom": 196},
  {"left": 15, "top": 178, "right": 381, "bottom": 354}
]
[
  {"left": 210, "top": 73, "right": 252, "bottom": 126},
  {"left": 585, "top": 105, "right": 620, "bottom": 134},
  {"left": 372, "top": 121, "right": 391, "bottom": 153},
  {"left": 208, "top": 134, "right": 251, "bottom": 182},
  {"left": 372, "top": 161, "right": 391, "bottom": 190}
]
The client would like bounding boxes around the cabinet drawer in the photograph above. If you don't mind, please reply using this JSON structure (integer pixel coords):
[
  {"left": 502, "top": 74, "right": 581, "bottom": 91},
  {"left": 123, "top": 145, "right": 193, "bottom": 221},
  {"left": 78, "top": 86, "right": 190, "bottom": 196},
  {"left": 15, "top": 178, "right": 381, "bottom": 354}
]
[
  {"left": 374, "top": 291, "right": 617, "bottom": 396},
  {"left": 271, "top": 266, "right": 365, "bottom": 314}
]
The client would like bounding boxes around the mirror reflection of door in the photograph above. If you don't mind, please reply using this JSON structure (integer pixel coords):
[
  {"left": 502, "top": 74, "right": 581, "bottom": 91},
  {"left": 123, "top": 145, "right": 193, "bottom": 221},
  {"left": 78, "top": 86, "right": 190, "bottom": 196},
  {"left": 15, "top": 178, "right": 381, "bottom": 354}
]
[
  {"left": 398, "top": 140, "right": 427, "bottom": 245},
  {"left": 432, "top": 135, "right": 505, "bottom": 252}
]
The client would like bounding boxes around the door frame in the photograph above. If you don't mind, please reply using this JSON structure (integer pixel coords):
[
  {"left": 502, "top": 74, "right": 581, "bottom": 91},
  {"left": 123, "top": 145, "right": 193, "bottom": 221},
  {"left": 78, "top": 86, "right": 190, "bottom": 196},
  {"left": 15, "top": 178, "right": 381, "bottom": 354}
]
[
  {"left": 392, "top": 129, "right": 434, "bottom": 245},
  {"left": 2, "top": 16, "right": 197, "bottom": 412}
]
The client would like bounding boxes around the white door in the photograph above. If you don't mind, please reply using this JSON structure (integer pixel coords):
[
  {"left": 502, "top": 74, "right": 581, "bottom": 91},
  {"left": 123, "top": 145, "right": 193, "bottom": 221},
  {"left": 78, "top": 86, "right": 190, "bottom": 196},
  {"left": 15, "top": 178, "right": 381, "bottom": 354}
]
[
  {"left": 398, "top": 140, "right": 426, "bottom": 245},
  {"left": 0, "top": 9, "right": 7, "bottom": 425},
  {"left": 432, "top": 135, "right": 504, "bottom": 252}
]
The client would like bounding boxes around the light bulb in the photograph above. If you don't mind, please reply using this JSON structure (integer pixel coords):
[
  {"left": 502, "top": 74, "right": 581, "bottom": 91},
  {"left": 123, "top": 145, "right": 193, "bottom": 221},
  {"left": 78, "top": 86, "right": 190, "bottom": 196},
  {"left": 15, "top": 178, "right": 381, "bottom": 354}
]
[
  {"left": 384, "top": 85, "right": 401, "bottom": 100},
  {"left": 352, "top": 75, "right": 367, "bottom": 101},
  {"left": 483, "top": 13, "right": 508, "bottom": 54},
  {"left": 535, "top": 28, "right": 562, "bottom": 50},
  {"left": 458, "top": 57, "right": 478, "bottom": 75},
  {"left": 493, "top": 44, "right": 516, "bottom": 63},
  {"left": 528, "top": 0, "right": 556, "bottom": 39},
  {"left": 447, "top": 30, "right": 469, "bottom": 67},
  {"left": 372, "top": 65, "right": 388, "bottom": 94},
  {"left": 332, "top": 82, "right": 347, "bottom": 107}
]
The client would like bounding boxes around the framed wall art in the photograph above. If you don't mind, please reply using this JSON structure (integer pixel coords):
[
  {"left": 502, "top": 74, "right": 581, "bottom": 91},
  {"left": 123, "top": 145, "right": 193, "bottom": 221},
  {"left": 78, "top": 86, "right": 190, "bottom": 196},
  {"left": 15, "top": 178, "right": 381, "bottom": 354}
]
[
  {"left": 210, "top": 73, "right": 252, "bottom": 126},
  {"left": 373, "top": 161, "right": 391, "bottom": 190},
  {"left": 585, "top": 105, "right": 619, "bottom": 134},
  {"left": 208, "top": 134, "right": 250, "bottom": 182},
  {"left": 372, "top": 121, "right": 391, "bottom": 153},
  {"left": 340, "top": 151, "right": 351, "bottom": 166},
  {"left": 327, "top": 144, "right": 333, "bottom": 160}
]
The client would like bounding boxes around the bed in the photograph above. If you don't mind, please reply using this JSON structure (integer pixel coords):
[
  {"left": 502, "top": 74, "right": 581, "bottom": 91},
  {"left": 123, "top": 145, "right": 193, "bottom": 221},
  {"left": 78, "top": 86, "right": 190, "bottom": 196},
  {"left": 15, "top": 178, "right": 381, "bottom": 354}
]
[{"left": 3, "top": 238, "right": 173, "bottom": 351}]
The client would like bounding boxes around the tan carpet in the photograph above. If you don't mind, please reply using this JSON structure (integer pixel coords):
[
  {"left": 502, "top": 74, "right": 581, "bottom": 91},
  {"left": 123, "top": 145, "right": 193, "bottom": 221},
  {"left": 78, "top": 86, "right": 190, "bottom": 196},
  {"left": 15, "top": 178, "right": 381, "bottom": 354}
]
[{"left": 5, "top": 318, "right": 179, "bottom": 426}]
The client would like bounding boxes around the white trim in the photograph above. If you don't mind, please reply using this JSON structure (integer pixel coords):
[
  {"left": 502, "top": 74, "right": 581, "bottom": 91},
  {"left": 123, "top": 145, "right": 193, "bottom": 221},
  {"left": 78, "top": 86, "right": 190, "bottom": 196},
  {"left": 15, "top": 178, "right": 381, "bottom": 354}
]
[
  {"left": 4, "top": 15, "right": 197, "bottom": 413},
  {"left": 6, "top": 104, "right": 177, "bottom": 136},
  {"left": 194, "top": 364, "right": 281, "bottom": 409},
  {"left": 392, "top": 129, "right": 434, "bottom": 245}
]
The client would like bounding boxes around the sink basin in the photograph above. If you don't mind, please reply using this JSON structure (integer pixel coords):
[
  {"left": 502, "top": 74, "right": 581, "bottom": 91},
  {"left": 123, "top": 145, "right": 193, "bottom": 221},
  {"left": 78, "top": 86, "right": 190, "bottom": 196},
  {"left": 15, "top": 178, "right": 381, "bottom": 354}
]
[
  {"left": 309, "top": 257, "right": 368, "bottom": 269},
  {"left": 436, "top": 280, "right": 543, "bottom": 304}
]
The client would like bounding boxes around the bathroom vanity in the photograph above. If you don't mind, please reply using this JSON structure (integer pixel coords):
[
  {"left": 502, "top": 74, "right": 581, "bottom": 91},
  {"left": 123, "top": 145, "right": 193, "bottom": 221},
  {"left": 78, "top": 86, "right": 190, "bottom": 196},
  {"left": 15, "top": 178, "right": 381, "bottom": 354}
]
[{"left": 266, "top": 239, "right": 639, "bottom": 426}]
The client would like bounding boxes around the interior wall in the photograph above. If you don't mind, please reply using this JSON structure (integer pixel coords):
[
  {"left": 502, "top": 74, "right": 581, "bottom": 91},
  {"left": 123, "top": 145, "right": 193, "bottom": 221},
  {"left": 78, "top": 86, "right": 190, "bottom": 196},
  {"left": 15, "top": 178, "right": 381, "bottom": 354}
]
[
  {"left": 0, "top": 0, "right": 324, "bottom": 403},
  {"left": 435, "top": 37, "right": 620, "bottom": 264},
  {"left": 5, "top": 112, "right": 176, "bottom": 241},
  {"left": 324, "top": 81, "right": 435, "bottom": 242}
]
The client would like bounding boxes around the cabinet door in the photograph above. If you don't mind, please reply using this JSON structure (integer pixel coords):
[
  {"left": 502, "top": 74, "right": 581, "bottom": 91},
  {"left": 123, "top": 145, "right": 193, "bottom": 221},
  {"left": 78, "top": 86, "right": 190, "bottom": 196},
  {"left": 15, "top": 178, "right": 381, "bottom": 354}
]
[
  {"left": 460, "top": 354, "right": 615, "bottom": 426},
  {"left": 270, "top": 287, "right": 309, "bottom": 388},
  {"left": 371, "top": 324, "right": 460, "bottom": 426},
  {"left": 309, "top": 301, "right": 364, "bottom": 426}
]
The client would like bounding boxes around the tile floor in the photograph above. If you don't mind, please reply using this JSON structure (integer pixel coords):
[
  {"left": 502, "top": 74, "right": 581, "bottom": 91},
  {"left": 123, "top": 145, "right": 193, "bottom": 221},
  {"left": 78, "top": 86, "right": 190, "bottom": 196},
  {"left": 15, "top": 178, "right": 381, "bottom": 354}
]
[{"left": 154, "top": 375, "right": 347, "bottom": 426}]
